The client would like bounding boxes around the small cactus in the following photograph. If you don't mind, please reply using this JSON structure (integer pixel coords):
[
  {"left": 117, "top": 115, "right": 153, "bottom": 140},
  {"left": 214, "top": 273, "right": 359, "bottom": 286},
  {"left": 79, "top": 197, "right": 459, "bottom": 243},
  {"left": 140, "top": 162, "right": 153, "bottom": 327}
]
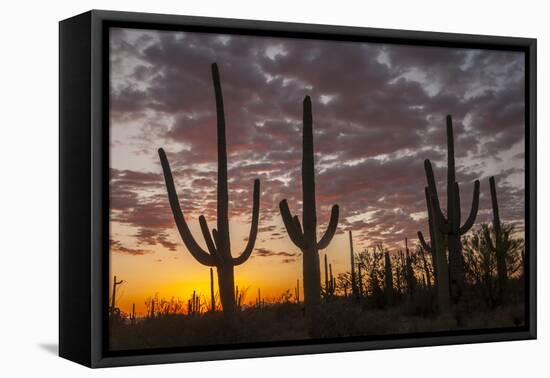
[
  {"left": 187, "top": 291, "right": 201, "bottom": 315},
  {"left": 209, "top": 267, "right": 216, "bottom": 312},
  {"left": 348, "top": 231, "right": 359, "bottom": 300},
  {"left": 323, "top": 255, "right": 335, "bottom": 299},
  {"left": 384, "top": 251, "right": 393, "bottom": 305},
  {"left": 417, "top": 244, "right": 432, "bottom": 290},
  {"left": 404, "top": 238, "right": 417, "bottom": 296},
  {"left": 110, "top": 275, "right": 124, "bottom": 315},
  {"left": 235, "top": 285, "right": 243, "bottom": 310}
]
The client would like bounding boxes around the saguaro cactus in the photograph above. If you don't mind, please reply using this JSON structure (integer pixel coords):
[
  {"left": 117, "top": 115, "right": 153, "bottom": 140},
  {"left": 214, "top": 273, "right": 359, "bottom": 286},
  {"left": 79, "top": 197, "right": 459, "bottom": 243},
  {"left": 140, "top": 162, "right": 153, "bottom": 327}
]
[
  {"left": 418, "top": 244, "right": 432, "bottom": 290},
  {"left": 150, "top": 299, "right": 155, "bottom": 320},
  {"left": 348, "top": 231, "right": 359, "bottom": 300},
  {"left": 235, "top": 285, "right": 243, "bottom": 310},
  {"left": 159, "top": 63, "right": 261, "bottom": 315},
  {"left": 418, "top": 186, "right": 450, "bottom": 312},
  {"left": 188, "top": 291, "right": 201, "bottom": 315},
  {"left": 323, "top": 255, "right": 335, "bottom": 299},
  {"left": 404, "top": 238, "right": 416, "bottom": 296},
  {"left": 295, "top": 279, "right": 300, "bottom": 303},
  {"left": 209, "top": 267, "right": 216, "bottom": 312},
  {"left": 279, "top": 96, "right": 339, "bottom": 329},
  {"left": 329, "top": 264, "right": 335, "bottom": 296},
  {"left": 384, "top": 251, "right": 393, "bottom": 305},
  {"left": 424, "top": 115, "right": 480, "bottom": 303},
  {"left": 357, "top": 256, "right": 364, "bottom": 297},
  {"left": 110, "top": 276, "right": 124, "bottom": 313},
  {"left": 488, "top": 176, "right": 508, "bottom": 302}
]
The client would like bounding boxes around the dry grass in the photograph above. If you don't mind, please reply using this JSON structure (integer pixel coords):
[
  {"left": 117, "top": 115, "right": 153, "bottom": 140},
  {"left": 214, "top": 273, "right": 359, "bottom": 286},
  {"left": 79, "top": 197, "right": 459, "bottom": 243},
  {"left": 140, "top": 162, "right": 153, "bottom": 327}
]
[{"left": 110, "top": 298, "right": 525, "bottom": 351}]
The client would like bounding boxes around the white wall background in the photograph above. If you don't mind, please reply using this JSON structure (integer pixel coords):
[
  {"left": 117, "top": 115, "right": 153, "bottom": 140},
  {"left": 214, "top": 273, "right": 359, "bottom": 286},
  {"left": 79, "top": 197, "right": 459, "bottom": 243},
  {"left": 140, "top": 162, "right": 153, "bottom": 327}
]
[{"left": 0, "top": 0, "right": 546, "bottom": 376}]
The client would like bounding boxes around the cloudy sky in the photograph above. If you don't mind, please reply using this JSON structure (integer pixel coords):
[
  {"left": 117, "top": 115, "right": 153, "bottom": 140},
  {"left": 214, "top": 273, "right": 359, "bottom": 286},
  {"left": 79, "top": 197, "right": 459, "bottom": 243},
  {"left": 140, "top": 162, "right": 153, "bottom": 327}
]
[{"left": 109, "top": 27, "right": 525, "bottom": 314}]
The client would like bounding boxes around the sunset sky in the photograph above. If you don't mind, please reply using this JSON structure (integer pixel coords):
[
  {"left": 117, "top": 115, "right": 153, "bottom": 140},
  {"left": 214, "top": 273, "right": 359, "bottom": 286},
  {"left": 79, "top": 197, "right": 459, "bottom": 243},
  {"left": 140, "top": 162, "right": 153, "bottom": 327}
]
[{"left": 109, "top": 27, "right": 525, "bottom": 316}]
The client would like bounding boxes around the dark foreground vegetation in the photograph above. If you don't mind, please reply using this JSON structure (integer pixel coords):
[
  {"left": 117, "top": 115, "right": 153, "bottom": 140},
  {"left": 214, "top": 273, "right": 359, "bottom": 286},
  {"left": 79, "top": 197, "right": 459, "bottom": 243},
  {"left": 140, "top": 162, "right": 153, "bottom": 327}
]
[{"left": 110, "top": 277, "right": 524, "bottom": 350}]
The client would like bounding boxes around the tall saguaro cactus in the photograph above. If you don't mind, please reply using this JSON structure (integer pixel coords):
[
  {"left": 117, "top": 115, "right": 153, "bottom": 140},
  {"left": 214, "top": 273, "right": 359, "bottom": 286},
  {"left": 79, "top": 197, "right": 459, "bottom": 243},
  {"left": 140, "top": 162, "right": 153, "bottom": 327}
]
[
  {"left": 279, "top": 96, "right": 339, "bottom": 330},
  {"left": 159, "top": 63, "right": 261, "bottom": 315},
  {"left": 424, "top": 115, "right": 480, "bottom": 303},
  {"left": 488, "top": 176, "right": 508, "bottom": 302}
]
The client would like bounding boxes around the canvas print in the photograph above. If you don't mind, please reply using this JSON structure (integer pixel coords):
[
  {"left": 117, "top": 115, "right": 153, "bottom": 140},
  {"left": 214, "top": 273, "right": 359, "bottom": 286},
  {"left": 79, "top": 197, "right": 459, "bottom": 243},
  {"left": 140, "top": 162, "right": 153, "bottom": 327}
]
[{"left": 108, "top": 27, "right": 527, "bottom": 351}]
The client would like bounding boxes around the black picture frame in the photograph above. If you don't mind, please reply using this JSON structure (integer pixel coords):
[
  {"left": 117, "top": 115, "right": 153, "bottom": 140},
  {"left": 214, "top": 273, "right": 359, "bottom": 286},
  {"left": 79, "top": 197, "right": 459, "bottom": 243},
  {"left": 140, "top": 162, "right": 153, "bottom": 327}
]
[{"left": 59, "top": 9, "right": 537, "bottom": 368}]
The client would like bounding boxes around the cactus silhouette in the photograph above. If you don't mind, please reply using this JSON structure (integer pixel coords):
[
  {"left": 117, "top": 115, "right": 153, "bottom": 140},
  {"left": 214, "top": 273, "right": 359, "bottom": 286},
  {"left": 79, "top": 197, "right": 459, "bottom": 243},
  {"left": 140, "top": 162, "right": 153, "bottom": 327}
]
[
  {"left": 418, "top": 185, "right": 450, "bottom": 312},
  {"left": 488, "top": 176, "right": 508, "bottom": 302},
  {"left": 417, "top": 244, "right": 432, "bottom": 290},
  {"left": 158, "top": 63, "right": 261, "bottom": 315},
  {"left": 110, "top": 275, "right": 124, "bottom": 314},
  {"left": 279, "top": 96, "right": 339, "bottom": 333},
  {"left": 150, "top": 299, "right": 155, "bottom": 320},
  {"left": 323, "top": 254, "right": 336, "bottom": 299},
  {"left": 235, "top": 285, "right": 243, "bottom": 310},
  {"left": 209, "top": 267, "right": 216, "bottom": 312},
  {"left": 256, "top": 288, "right": 261, "bottom": 309},
  {"left": 357, "top": 254, "right": 364, "bottom": 297},
  {"left": 188, "top": 291, "right": 201, "bottom": 315},
  {"left": 384, "top": 251, "right": 393, "bottom": 305},
  {"left": 404, "top": 238, "right": 416, "bottom": 296},
  {"left": 348, "top": 230, "right": 359, "bottom": 300},
  {"left": 424, "top": 115, "right": 480, "bottom": 303}
]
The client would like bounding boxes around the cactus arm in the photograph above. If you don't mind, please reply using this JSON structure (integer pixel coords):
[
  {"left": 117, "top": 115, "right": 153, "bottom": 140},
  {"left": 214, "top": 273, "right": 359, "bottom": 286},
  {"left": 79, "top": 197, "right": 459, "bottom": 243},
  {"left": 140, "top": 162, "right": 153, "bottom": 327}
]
[
  {"left": 198, "top": 215, "right": 218, "bottom": 257},
  {"left": 317, "top": 204, "right": 340, "bottom": 250},
  {"left": 212, "top": 228, "right": 220, "bottom": 250},
  {"left": 419, "top": 187, "right": 434, "bottom": 254},
  {"left": 293, "top": 216, "right": 303, "bottom": 236},
  {"left": 158, "top": 148, "right": 215, "bottom": 266},
  {"left": 424, "top": 160, "right": 450, "bottom": 233},
  {"left": 233, "top": 179, "right": 261, "bottom": 266},
  {"left": 459, "top": 180, "right": 480, "bottom": 235},
  {"left": 417, "top": 231, "right": 432, "bottom": 253},
  {"left": 424, "top": 159, "right": 440, "bottom": 205},
  {"left": 429, "top": 188, "right": 450, "bottom": 234},
  {"left": 489, "top": 176, "right": 502, "bottom": 235},
  {"left": 279, "top": 199, "right": 305, "bottom": 249}
]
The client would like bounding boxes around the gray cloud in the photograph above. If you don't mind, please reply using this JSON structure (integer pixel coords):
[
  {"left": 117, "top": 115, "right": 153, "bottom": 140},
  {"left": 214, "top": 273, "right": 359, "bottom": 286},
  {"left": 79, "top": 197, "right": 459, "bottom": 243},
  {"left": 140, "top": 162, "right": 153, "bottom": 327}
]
[{"left": 109, "top": 28, "right": 526, "bottom": 254}]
